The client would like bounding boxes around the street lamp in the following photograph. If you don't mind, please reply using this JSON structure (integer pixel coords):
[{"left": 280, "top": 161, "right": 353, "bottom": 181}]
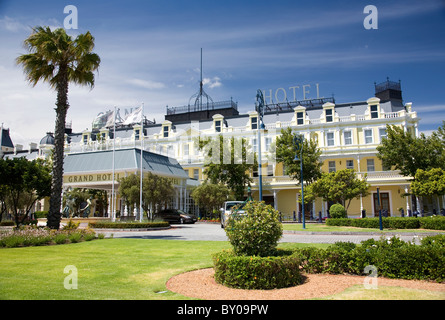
[
  {"left": 255, "top": 90, "right": 266, "bottom": 201},
  {"left": 293, "top": 134, "right": 305, "bottom": 229}
]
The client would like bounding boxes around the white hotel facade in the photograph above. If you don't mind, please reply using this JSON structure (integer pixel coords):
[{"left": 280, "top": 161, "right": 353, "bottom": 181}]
[{"left": 58, "top": 79, "right": 426, "bottom": 219}]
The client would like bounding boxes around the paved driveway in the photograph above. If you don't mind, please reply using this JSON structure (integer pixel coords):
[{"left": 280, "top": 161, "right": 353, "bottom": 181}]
[{"left": 96, "top": 223, "right": 430, "bottom": 244}]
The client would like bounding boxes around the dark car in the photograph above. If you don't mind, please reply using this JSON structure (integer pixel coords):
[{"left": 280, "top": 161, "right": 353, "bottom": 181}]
[{"left": 154, "top": 209, "right": 197, "bottom": 224}]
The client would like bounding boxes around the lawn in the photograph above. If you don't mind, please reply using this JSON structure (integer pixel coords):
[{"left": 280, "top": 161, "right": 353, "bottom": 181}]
[
  {"left": 0, "top": 238, "right": 326, "bottom": 300},
  {"left": 1, "top": 238, "right": 442, "bottom": 300}
]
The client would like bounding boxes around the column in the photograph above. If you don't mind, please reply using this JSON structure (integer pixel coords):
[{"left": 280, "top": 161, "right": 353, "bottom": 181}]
[
  {"left": 273, "top": 190, "right": 278, "bottom": 211},
  {"left": 107, "top": 193, "right": 111, "bottom": 218},
  {"left": 405, "top": 186, "right": 410, "bottom": 213}
]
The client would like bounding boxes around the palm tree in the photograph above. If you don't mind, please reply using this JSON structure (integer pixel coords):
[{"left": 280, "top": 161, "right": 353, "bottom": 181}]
[{"left": 17, "top": 26, "right": 100, "bottom": 229}]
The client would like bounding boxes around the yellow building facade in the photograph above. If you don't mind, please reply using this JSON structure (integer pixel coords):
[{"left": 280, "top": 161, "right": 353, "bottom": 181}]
[{"left": 63, "top": 80, "right": 422, "bottom": 218}]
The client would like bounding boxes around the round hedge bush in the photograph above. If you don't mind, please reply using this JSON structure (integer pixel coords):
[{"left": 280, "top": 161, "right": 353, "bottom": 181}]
[
  {"left": 224, "top": 201, "right": 283, "bottom": 257},
  {"left": 329, "top": 203, "right": 347, "bottom": 219},
  {"left": 213, "top": 249, "right": 303, "bottom": 290}
]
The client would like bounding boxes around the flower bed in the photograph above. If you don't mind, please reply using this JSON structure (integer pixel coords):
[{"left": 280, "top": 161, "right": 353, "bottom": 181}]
[
  {"left": 88, "top": 221, "right": 169, "bottom": 229},
  {"left": 0, "top": 226, "right": 100, "bottom": 248}
]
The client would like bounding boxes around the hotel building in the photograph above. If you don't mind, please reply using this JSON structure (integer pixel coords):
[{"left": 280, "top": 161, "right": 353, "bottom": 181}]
[{"left": 2, "top": 79, "right": 427, "bottom": 218}]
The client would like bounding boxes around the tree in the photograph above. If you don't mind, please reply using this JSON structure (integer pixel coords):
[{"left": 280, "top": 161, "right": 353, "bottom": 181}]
[
  {"left": 275, "top": 127, "right": 323, "bottom": 184},
  {"left": 118, "top": 174, "right": 141, "bottom": 214},
  {"left": 17, "top": 27, "right": 100, "bottom": 229},
  {"left": 198, "top": 135, "right": 257, "bottom": 200},
  {"left": 411, "top": 168, "right": 445, "bottom": 212},
  {"left": 190, "top": 183, "right": 230, "bottom": 217},
  {"left": 142, "top": 172, "right": 175, "bottom": 217},
  {"left": 0, "top": 158, "right": 51, "bottom": 227},
  {"left": 377, "top": 124, "right": 443, "bottom": 178},
  {"left": 118, "top": 173, "right": 175, "bottom": 218},
  {"left": 309, "top": 169, "right": 370, "bottom": 211}
]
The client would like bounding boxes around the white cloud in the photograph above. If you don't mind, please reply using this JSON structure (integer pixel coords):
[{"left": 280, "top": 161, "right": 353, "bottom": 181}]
[
  {"left": 203, "top": 77, "right": 222, "bottom": 89},
  {"left": 125, "top": 78, "right": 166, "bottom": 90},
  {"left": 0, "top": 16, "right": 30, "bottom": 33}
]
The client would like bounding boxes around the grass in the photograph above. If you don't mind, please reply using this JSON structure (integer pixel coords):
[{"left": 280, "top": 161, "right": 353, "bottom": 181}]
[
  {"left": 282, "top": 223, "right": 445, "bottom": 233},
  {"left": 0, "top": 238, "right": 325, "bottom": 300},
  {"left": 0, "top": 238, "right": 442, "bottom": 300}
]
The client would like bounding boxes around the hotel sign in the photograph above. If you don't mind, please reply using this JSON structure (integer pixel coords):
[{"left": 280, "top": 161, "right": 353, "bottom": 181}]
[
  {"left": 64, "top": 172, "right": 182, "bottom": 185},
  {"left": 64, "top": 173, "right": 122, "bottom": 184},
  {"left": 263, "top": 83, "right": 322, "bottom": 104}
]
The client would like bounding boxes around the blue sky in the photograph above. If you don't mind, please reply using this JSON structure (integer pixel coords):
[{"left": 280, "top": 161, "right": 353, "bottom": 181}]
[{"left": 0, "top": 0, "right": 444, "bottom": 145}]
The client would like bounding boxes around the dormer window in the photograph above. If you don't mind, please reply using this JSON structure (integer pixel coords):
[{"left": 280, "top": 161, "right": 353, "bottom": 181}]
[
  {"left": 322, "top": 102, "right": 335, "bottom": 123},
  {"left": 135, "top": 129, "right": 140, "bottom": 140},
  {"left": 215, "top": 120, "right": 221, "bottom": 133},
  {"left": 366, "top": 97, "right": 381, "bottom": 120},
  {"left": 370, "top": 105, "right": 379, "bottom": 119},
  {"left": 251, "top": 117, "right": 258, "bottom": 130},
  {"left": 163, "top": 126, "right": 169, "bottom": 138},
  {"left": 83, "top": 134, "right": 88, "bottom": 145},
  {"left": 325, "top": 109, "right": 333, "bottom": 122},
  {"left": 296, "top": 112, "right": 304, "bottom": 125}
]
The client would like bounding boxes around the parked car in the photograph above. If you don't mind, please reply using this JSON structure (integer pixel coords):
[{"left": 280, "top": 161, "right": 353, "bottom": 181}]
[
  {"left": 220, "top": 201, "right": 246, "bottom": 228},
  {"left": 154, "top": 209, "right": 197, "bottom": 224}
]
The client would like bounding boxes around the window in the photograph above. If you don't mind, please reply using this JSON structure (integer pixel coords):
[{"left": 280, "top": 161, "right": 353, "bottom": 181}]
[
  {"left": 183, "top": 144, "right": 189, "bottom": 156},
  {"left": 267, "top": 164, "right": 274, "bottom": 176},
  {"left": 346, "top": 160, "right": 354, "bottom": 170},
  {"left": 328, "top": 161, "right": 336, "bottom": 172},
  {"left": 135, "top": 129, "right": 140, "bottom": 140},
  {"left": 367, "top": 159, "right": 375, "bottom": 172},
  {"left": 325, "top": 109, "right": 333, "bottom": 122},
  {"left": 364, "top": 129, "right": 373, "bottom": 144},
  {"left": 252, "top": 138, "right": 258, "bottom": 153},
  {"left": 327, "top": 132, "right": 335, "bottom": 146},
  {"left": 193, "top": 169, "right": 199, "bottom": 180},
  {"left": 296, "top": 112, "right": 304, "bottom": 125},
  {"left": 265, "top": 137, "right": 271, "bottom": 152},
  {"left": 251, "top": 117, "right": 258, "bottom": 130},
  {"left": 370, "top": 105, "right": 379, "bottom": 119},
  {"left": 83, "top": 134, "right": 88, "bottom": 144},
  {"left": 379, "top": 128, "right": 387, "bottom": 141},
  {"left": 163, "top": 126, "right": 169, "bottom": 138},
  {"left": 215, "top": 120, "right": 221, "bottom": 133},
  {"left": 344, "top": 131, "right": 352, "bottom": 145}
]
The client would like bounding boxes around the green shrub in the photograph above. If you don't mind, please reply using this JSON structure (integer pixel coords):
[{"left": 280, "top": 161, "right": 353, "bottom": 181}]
[
  {"left": 225, "top": 201, "right": 282, "bottom": 257},
  {"left": 295, "top": 235, "right": 445, "bottom": 282},
  {"left": 54, "top": 233, "right": 69, "bottom": 244},
  {"left": 88, "top": 221, "right": 169, "bottom": 229},
  {"left": 68, "top": 232, "right": 82, "bottom": 243},
  {"left": 213, "top": 249, "right": 302, "bottom": 290},
  {"left": 419, "top": 216, "right": 445, "bottom": 230},
  {"left": 329, "top": 204, "right": 347, "bottom": 219},
  {"left": 34, "top": 211, "right": 48, "bottom": 218},
  {"left": 0, "top": 221, "right": 15, "bottom": 226},
  {"left": 326, "top": 216, "right": 445, "bottom": 230}
]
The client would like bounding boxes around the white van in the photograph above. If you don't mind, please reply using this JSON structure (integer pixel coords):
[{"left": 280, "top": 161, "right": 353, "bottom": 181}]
[{"left": 220, "top": 201, "right": 245, "bottom": 228}]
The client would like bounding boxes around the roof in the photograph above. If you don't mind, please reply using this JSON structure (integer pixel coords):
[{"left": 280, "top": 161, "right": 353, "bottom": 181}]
[
  {"left": 64, "top": 147, "right": 188, "bottom": 179},
  {"left": 40, "top": 132, "right": 55, "bottom": 145},
  {"left": 1, "top": 128, "right": 14, "bottom": 148}
]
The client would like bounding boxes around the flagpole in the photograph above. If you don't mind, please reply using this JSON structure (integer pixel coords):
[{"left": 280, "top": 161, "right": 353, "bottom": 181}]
[
  {"left": 139, "top": 103, "right": 144, "bottom": 222},
  {"left": 111, "top": 106, "right": 117, "bottom": 222}
]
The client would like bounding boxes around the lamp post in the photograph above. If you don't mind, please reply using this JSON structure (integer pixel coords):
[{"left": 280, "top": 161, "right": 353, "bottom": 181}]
[
  {"left": 255, "top": 90, "right": 265, "bottom": 201},
  {"left": 376, "top": 187, "right": 383, "bottom": 231},
  {"left": 293, "top": 134, "right": 305, "bottom": 229}
]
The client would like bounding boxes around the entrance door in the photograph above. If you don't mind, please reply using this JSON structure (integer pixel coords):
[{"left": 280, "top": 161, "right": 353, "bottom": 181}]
[{"left": 373, "top": 192, "right": 390, "bottom": 216}]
